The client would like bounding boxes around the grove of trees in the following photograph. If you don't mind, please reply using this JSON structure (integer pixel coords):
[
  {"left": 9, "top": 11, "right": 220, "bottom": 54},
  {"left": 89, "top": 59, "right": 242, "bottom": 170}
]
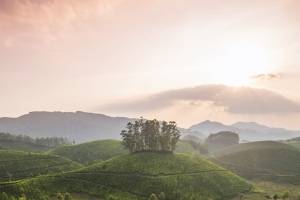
[
  {"left": 120, "top": 118, "right": 181, "bottom": 153},
  {"left": 205, "top": 131, "right": 239, "bottom": 146},
  {"left": 0, "top": 132, "right": 71, "bottom": 148}
]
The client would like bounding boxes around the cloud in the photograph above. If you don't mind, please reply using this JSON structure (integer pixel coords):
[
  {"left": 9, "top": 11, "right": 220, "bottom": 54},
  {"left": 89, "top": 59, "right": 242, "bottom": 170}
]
[
  {"left": 0, "top": 0, "right": 121, "bottom": 46},
  {"left": 100, "top": 85, "right": 300, "bottom": 114},
  {"left": 250, "top": 73, "right": 282, "bottom": 81}
]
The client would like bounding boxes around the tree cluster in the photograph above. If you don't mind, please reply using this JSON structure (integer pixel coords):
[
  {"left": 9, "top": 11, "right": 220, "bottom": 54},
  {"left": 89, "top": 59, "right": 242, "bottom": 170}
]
[
  {"left": 120, "top": 119, "right": 181, "bottom": 153},
  {"left": 0, "top": 132, "right": 71, "bottom": 148},
  {"left": 205, "top": 131, "right": 239, "bottom": 146}
]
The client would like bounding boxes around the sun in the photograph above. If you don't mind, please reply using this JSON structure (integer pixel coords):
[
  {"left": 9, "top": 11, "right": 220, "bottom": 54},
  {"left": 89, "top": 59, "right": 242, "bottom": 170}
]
[{"left": 213, "top": 36, "right": 271, "bottom": 86}]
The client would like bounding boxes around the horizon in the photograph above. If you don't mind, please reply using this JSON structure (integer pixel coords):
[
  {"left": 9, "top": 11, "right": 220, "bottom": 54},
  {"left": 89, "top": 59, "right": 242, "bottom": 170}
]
[
  {"left": 1, "top": 0, "right": 300, "bottom": 130},
  {"left": 0, "top": 110, "right": 298, "bottom": 131}
]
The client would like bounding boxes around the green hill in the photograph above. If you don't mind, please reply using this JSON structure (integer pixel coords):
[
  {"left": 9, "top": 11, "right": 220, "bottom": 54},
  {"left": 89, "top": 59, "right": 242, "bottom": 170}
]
[
  {"left": 46, "top": 140, "right": 202, "bottom": 166},
  {"left": 0, "top": 140, "right": 50, "bottom": 152},
  {"left": 0, "top": 153, "right": 253, "bottom": 200},
  {"left": 45, "top": 140, "right": 128, "bottom": 165},
  {"left": 212, "top": 141, "right": 296, "bottom": 156},
  {"left": 211, "top": 147, "right": 300, "bottom": 185},
  {"left": 0, "top": 150, "right": 82, "bottom": 182}
]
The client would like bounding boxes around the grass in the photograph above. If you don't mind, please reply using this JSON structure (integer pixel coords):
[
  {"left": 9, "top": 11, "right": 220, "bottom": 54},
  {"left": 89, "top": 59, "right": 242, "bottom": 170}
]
[{"left": 0, "top": 152, "right": 253, "bottom": 200}]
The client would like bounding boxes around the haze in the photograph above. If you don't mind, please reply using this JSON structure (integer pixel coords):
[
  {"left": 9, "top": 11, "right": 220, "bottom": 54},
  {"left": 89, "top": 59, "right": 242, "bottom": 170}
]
[{"left": 1, "top": 0, "right": 300, "bottom": 129}]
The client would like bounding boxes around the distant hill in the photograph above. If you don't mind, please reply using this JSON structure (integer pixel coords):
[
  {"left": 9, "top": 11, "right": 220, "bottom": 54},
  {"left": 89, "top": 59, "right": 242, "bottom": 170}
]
[
  {"left": 212, "top": 141, "right": 297, "bottom": 156},
  {"left": 0, "top": 150, "right": 82, "bottom": 182},
  {"left": 190, "top": 120, "right": 300, "bottom": 141},
  {"left": 46, "top": 140, "right": 203, "bottom": 165},
  {"left": 210, "top": 147, "right": 300, "bottom": 185},
  {"left": 0, "top": 153, "right": 253, "bottom": 200},
  {"left": 0, "top": 111, "right": 204, "bottom": 143}
]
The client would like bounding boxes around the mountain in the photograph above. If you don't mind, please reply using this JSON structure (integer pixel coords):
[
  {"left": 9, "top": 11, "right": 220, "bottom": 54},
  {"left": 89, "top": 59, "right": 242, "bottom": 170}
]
[
  {"left": 189, "top": 120, "right": 300, "bottom": 141},
  {"left": 0, "top": 111, "right": 204, "bottom": 143},
  {"left": 0, "top": 152, "right": 254, "bottom": 200}
]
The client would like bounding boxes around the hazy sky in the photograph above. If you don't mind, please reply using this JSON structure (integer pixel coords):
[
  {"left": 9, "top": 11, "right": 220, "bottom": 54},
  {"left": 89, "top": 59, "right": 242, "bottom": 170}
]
[{"left": 1, "top": 0, "right": 300, "bottom": 129}]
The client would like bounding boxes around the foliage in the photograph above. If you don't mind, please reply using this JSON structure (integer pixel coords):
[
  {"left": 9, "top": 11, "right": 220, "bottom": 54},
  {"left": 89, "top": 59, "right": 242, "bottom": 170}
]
[
  {"left": 0, "top": 153, "right": 253, "bottom": 200},
  {"left": 45, "top": 140, "right": 128, "bottom": 165},
  {"left": 281, "top": 190, "right": 289, "bottom": 200},
  {"left": 0, "top": 150, "right": 82, "bottom": 182},
  {"left": 205, "top": 131, "right": 239, "bottom": 145},
  {"left": 0, "top": 132, "right": 72, "bottom": 148},
  {"left": 120, "top": 119, "right": 181, "bottom": 153}
]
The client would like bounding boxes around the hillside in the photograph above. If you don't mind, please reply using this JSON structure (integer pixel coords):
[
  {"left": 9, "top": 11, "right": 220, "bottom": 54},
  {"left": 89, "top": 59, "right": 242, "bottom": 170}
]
[
  {"left": 211, "top": 147, "right": 300, "bottom": 185},
  {"left": 212, "top": 141, "right": 297, "bottom": 156},
  {"left": 46, "top": 140, "right": 202, "bottom": 165},
  {"left": 0, "top": 111, "right": 204, "bottom": 143},
  {"left": 0, "top": 153, "right": 253, "bottom": 200},
  {"left": 45, "top": 140, "right": 128, "bottom": 165},
  {"left": 0, "top": 150, "right": 82, "bottom": 182}
]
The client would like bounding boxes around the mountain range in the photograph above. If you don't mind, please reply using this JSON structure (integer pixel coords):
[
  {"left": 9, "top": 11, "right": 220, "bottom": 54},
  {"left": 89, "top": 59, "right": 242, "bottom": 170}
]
[
  {"left": 0, "top": 111, "right": 299, "bottom": 143},
  {"left": 0, "top": 111, "right": 204, "bottom": 143},
  {"left": 189, "top": 120, "right": 300, "bottom": 141}
]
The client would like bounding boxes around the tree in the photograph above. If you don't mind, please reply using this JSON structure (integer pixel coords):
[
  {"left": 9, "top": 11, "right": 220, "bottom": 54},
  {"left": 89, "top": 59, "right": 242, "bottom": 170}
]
[
  {"left": 120, "top": 119, "right": 181, "bottom": 153},
  {"left": 149, "top": 194, "right": 158, "bottom": 200},
  {"left": 239, "top": 193, "right": 244, "bottom": 200},
  {"left": 63, "top": 192, "right": 72, "bottom": 200},
  {"left": 1, "top": 192, "right": 9, "bottom": 200},
  {"left": 56, "top": 193, "right": 63, "bottom": 200},
  {"left": 273, "top": 194, "right": 278, "bottom": 200},
  {"left": 281, "top": 190, "right": 289, "bottom": 200},
  {"left": 158, "top": 192, "right": 166, "bottom": 200}
]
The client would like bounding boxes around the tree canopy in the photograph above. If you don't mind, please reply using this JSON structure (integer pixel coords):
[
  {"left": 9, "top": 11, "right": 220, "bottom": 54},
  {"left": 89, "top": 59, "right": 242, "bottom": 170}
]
[
  {"left": 120, "top": 118, "right": 181, "bottom": 153},
  {"left": 205, "top": 131, "right": 239, "bottom": 146}
]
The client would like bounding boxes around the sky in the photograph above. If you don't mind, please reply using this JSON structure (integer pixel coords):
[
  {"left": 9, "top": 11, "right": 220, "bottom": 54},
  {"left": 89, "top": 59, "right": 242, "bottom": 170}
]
[{"left": 1, "top": 0, "right": 300, "bottom": 129}]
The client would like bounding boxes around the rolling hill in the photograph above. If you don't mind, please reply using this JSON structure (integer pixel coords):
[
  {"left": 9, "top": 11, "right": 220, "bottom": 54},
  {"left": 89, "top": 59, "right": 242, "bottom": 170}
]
[
  {"left": 45, "top": 140, "right": 128, "bottom": 165},
  {"left": 0, "top": 152, "right": 253, "bottom": 200},
  {"left": 0, "top": 150, "right": 82, "bottom": 182},
  {"left": 210, "top": 147, "right": 300, "bottom": 185},
  {"left": 211, "top": 141, "right": 297, "bottom": 156},
  {"left": 45, "top": 140, "right": 202, "bottom": 165}
]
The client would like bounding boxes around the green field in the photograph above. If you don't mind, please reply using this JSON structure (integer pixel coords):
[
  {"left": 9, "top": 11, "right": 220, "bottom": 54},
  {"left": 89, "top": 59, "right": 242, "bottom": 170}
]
[
  {"left": 211, "top": 147, "right": 300, "bottom": 185},
  {"left": 0, "top": 152, "right": 253, "bottom": 200},
  {"left": 0, "top": 150, "right": 82, "bottom": 182}
]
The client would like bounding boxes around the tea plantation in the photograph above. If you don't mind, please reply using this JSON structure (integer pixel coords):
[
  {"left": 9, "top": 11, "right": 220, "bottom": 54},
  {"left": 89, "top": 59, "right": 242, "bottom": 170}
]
[
  {"left": 0, "top": 152, "right": 253, "bottom": 200},
  {"left": 0, "top": 150, "right": 82, "bottom": 182},
  {"left": 211, "top": 147, "right": 300, "bottom": 185}
]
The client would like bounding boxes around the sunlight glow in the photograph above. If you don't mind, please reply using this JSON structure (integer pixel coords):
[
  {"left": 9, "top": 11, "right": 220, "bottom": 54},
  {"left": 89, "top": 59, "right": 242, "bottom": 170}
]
[{"left": 213, "top": 36, "right": 271, "bottom": 86}]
